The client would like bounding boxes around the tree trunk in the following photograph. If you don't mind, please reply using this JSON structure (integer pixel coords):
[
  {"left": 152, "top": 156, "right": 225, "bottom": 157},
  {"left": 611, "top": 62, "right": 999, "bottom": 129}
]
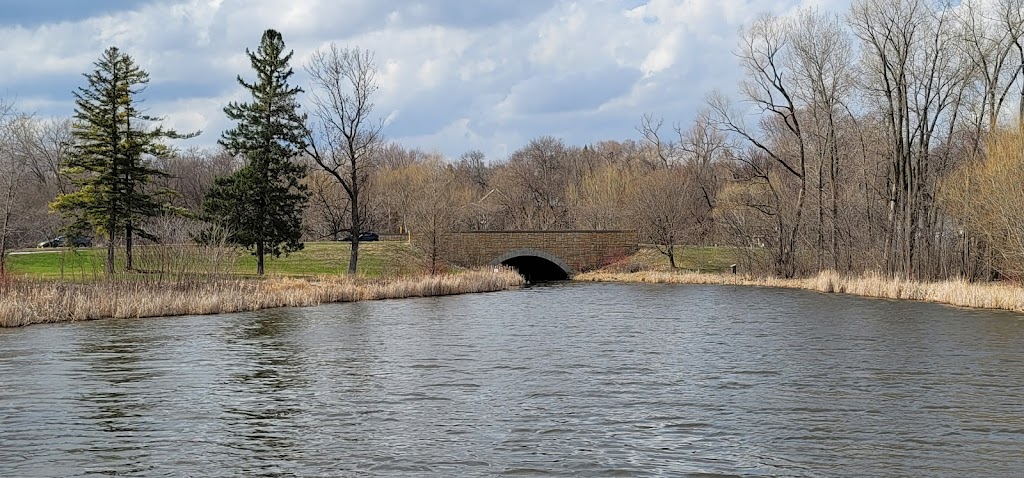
[
  {"left": 257, "top": 241, "right": 264, "bottom": 275},
  {"left": 817, "top": 152, "right": 825, "bottom": 271},
  {"left": 348, "top": 182, "right": 360, "bottom": 275},
  {"left": 784, "top": 184, "right": 807, "bottom": 279},
  {"left": 106, "top": 231, "right": 116, "bottom": 276},
  {"left": 1019, "top": 67, "right": 1024, "bottom": 121},
  {"left": 0, "top": 227, "right": 8, "bottom": 277},
  {"left": 431, "top": 232, "right": 438, "bottom": 276},
  {"left": 124, "top": 126, "right": 133, "bottom": 272},
  {"left": 827, "top": 112, "right": 841, "bottom": 272},
  {"left": 349, "top": 239, "right": 359, "bottom": 275},
  {"left": 0, "top": 186, "right": 14, "bottom": 276},
  {"left": 125, "top": 222, "right": 133, "bottom": 272}
]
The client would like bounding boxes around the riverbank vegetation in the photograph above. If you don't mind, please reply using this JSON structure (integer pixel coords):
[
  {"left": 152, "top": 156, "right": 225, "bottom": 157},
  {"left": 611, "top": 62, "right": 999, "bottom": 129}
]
[
  {"left": 577, "top": 269, "right": 1024, "bottom": 313},
  {"left": 586, "top": 245, "right": 1024, "bottom": 312},
  {"left": 0, "top": 267, "right": 523, "bottom": 327}
]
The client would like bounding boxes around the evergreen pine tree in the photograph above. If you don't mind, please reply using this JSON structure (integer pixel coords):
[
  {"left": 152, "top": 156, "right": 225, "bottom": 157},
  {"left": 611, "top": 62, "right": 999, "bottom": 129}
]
[
  {"left": 53, "top": 47, "right": 194, "bottom": 274},
  {"left": 203, "top": 29, "right": 308, "bottom": 275}
]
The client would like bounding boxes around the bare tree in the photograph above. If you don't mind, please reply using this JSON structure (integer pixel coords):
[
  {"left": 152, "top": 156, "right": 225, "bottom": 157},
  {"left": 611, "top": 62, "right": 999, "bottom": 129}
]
[
  {"left": 303, "top": 169, "right": 351, "bottom": 240},
  {"left": 156, "top": 147, "right": 240, "bottom": 213},
  {"left": 679, "top": 109, "right": 729, "bottom": 169},
  {"left": 0, "top": 102, "right": 25, "bottom": 275},
  {"left": 715, "top": 156, "right": 783, "bottom": 273},
  {"left": 850, "top": 0, "right": 972, "bottom": 278},
  {"left": 989, "top": 0, "right": 1024, "bottom": 122},
  {"left": 455, "top": 150, "right": 491, "bottom": 192},
  {"left": 1003, "top": 0, "right": 1024, "bottom": 121},
  {"left": 570, "top": 164, "right": 637, "bottom": 230},
  {"left": 305, "top": 45, "right": 383, "bottom": 274},
  {"left": 630, "top": 166, "right": 701, "bottom": 269},
  {"left": 494, "top": 136, "right": 574, "bottom": 230},
  {"left": 637, "top": 111, "right": 726, "bottom": 257},
  {"left": 956, "top": 0, "right": 1023, "bottom": 133},
  {"left": 5, "top": 116, "right": 71, "bottom": 244},
  {"left": 637, "top": 114, "right": 678, "bottom": 169},
  {"left": 14, "top": 117, "right": 73, "bottom": 196},
  {"left": 677, "top": 109, "right": 728, "bottom": 246},
  {"left": 790, "top": 8, "right": 856, "bottom": 270},
  {"left": 709, "top": 13, "right": 810, "bottom": 278},
  {"left": 409, "top": 159, "right": 466, "bottom": 275}
]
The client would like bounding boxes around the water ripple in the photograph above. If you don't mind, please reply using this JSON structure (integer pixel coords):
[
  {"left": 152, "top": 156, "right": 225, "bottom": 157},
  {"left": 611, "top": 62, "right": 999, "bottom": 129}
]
[{"left": 2, "top": 283, "right": 1024, "bottom": 476}]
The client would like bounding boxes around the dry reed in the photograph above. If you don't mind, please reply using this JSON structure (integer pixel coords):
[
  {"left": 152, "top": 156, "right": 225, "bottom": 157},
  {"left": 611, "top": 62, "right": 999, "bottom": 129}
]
[
  {"left": 575, "top": 270, "right": 1024, "bottom": 313},
  {"left": 0, "top": 267, "right": 524, "bottom": 327}
]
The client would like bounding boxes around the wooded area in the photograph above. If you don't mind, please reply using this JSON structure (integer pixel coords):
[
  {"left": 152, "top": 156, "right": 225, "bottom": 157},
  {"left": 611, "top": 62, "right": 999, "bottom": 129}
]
[{"left": 1, "top": 0, "right": 1023, "bottom": 280}]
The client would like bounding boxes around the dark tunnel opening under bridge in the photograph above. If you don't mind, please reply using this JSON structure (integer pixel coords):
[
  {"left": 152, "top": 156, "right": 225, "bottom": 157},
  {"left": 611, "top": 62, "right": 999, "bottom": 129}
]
[{"left": 500, "top": 255, "right": 570, "bottom": 282}]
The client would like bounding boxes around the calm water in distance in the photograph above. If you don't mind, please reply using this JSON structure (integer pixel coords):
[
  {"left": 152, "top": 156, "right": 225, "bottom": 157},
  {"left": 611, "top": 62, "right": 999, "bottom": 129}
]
[{"left": 2, "top": 282, "right": 1024, "bottom": 477}]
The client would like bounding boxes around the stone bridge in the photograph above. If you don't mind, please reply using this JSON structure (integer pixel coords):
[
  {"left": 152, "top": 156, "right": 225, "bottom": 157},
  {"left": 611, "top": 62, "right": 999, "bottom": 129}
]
[{"left": 444, "top": 230, "right": 638, "bottom": 281}]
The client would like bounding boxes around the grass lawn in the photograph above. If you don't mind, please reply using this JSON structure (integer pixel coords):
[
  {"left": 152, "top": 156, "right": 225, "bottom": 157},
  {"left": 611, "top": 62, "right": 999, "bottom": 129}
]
[
  {"left": 624, "top": 245, "right": 741, "bottom": 273},
  {"left": 4, "top": 249, "right": 107, "bottom": 279},
  {"left": 235, "top": 241, "right": 422, "bottom": 277},
  {"left": 7, "top": 239, "right": 743, "bottom": 280},
  {"left": 5, "top": 241, "right": 424, "bottom": 280}
]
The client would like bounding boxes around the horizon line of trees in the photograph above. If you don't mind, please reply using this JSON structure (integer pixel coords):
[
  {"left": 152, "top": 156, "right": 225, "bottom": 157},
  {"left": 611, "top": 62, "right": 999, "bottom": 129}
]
[{"left": 2, "top": 0, "right": 1024, "bottom": 280}]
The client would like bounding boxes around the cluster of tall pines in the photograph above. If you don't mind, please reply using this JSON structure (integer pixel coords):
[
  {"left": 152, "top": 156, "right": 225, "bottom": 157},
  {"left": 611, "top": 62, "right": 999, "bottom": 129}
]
[
  {"left": 2, "top": 0, "right": 1024, "bottom": 281},
  {"left": 25, "top": 31, "right": 319, "bottom": 276}
]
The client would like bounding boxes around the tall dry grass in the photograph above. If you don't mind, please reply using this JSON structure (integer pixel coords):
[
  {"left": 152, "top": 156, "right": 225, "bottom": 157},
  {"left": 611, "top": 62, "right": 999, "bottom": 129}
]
[
  {"left": 0, "top": 267, "right": 523, "bottom": 327},
  {"left": 575, "top": 270, "right": 1024, "bottom": 313}
]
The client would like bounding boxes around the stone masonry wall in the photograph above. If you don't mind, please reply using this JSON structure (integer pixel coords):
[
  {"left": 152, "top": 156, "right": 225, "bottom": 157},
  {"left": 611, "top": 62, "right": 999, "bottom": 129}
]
[{"left": 442, "top": 230, "right": 639, "bottom": 273}]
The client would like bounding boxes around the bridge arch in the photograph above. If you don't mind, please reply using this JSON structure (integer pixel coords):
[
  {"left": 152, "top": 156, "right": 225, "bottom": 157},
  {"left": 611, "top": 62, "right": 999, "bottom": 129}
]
[
  {"left": 434, "top": 230, "right": 637, "bottom": 276},
  {"left": 491, "top": 248, "right": 572, "bottom": 281}
]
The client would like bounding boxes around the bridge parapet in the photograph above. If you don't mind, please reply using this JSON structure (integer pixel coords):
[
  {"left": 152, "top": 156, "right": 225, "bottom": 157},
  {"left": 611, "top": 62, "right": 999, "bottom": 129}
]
[{"left": 444, "top": 230, "right": 638, "bottom": 274}]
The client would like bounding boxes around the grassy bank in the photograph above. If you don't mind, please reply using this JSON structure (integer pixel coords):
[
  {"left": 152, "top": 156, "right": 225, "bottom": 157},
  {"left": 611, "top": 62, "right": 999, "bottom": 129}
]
[
  {"left": 0, "top": 268, "right": 524, "bottom": 327},
  {"left": 4, "top": 241, "right": 423, "bottom": 279},
  {"left": 576, "top": 269, "right": 1024, "bottom": 313},
  {"left": 619, "top": 245, "right": 740, "bottom": 273}
]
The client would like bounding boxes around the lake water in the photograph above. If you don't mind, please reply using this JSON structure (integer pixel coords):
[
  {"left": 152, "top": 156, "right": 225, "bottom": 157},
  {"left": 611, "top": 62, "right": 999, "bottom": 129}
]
[{"left": 2, "top": 282, "right": 1023, "bottom": 477}]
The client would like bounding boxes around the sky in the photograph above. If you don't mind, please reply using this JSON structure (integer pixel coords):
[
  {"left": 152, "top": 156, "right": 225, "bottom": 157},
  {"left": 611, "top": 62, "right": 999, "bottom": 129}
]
[{"left": 0, "top": 0, "right": 852, "bottom": 160}]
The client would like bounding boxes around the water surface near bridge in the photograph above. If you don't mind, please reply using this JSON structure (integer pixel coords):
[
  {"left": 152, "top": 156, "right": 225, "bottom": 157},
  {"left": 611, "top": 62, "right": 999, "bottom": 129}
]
[{"left": 2, "top": 283, "right": 1024, "bottom": 476}]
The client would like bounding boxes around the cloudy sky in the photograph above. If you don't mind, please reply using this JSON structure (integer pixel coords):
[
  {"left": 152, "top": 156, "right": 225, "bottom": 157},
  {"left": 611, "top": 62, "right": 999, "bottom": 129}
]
[{"left": 0, "top": 0, "right": 851, "bottom": 160}]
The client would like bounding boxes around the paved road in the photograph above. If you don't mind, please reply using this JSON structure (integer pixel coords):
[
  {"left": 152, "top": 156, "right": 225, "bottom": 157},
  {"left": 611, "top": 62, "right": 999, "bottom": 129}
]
[{"left": 8, "top": 249, "right": 87, "bottom": 255}]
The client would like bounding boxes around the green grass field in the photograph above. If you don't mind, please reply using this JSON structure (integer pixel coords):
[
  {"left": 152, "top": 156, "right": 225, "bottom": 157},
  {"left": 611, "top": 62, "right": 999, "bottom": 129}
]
[
  {"left": 5, "top": 241, "right": 424, "bottom": 279},
  {"left": 4, "top": 249, "right": 107, "bottom": 278},
  {"left": 234, "top": 241, "right": 423, "bottom": 277},
  {"left": 625, "top": 245, "right": 740, "bottom": 273},
  {"left": 6, "top": 239, "right": 743, "bottom": 279}
]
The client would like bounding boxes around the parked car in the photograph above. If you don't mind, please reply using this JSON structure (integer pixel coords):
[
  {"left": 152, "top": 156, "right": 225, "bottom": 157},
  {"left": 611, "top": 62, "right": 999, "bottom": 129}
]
[
  {"left": 338, "top": 232, "right": 380, "bottom": 242},
  {"left": 37, "top": 235, "right": 92, "bottom": 248}
]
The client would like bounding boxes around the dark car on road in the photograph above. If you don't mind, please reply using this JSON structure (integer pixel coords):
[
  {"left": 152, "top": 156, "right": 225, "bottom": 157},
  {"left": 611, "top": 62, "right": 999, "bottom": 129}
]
[
  {"left": 37, "top": 235, "right": 92, "bottom": 248},
  {"left": 338, "top": 232, "right": 379, "bottom": 242}
]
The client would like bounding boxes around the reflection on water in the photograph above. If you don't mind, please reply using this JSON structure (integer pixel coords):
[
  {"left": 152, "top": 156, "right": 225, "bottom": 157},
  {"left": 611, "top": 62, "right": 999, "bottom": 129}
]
[
  {"left": 72, "top": 329, "right": 160, "bottom": 476},
  {"left": 221, "top": 310, "right": 311, "bottom": 475},
  {"left": 2, "top": 283, "right": 1024, "bottom": 476}
]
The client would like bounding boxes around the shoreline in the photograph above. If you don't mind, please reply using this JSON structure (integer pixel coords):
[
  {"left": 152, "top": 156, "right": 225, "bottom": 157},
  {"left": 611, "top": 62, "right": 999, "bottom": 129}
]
[
  {"left": 8, "top": 265, "right": 1021, "bottom": 327},
  {"left": 574, "top": 270, "right": 1024, "bottom": 313},
  {"left": 0, "top": 268, "right": 525, "bottom": 328}
]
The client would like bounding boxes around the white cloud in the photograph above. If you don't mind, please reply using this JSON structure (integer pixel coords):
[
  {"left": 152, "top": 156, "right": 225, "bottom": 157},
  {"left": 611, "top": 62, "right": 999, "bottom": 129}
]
[
  {"left": 0, "top": 0, "right": 857, "bottom": 159},
  {"left": 640, "top": 31, "right": 680, "bottom": 77}
]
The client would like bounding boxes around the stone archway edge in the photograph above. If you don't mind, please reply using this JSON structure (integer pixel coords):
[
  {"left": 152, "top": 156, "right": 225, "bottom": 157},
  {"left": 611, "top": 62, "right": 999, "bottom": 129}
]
[{"left": 490, "top": 248, "right": 573, "bottom": 276}]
